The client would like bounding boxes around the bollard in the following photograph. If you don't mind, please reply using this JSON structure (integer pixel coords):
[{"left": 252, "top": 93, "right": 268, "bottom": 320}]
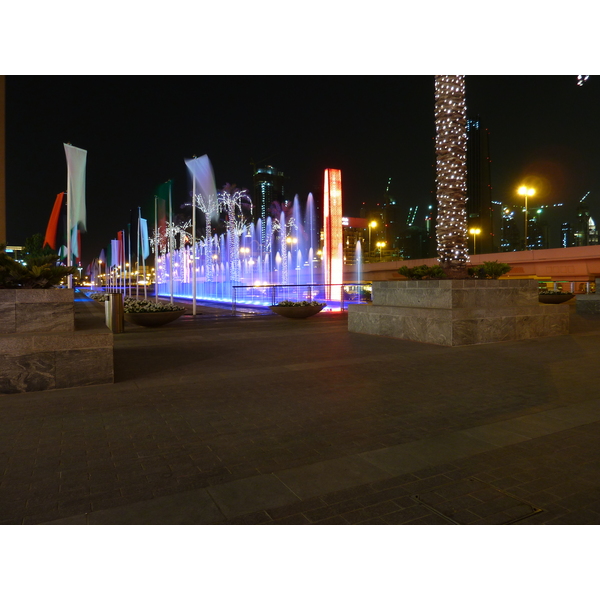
[{"left": 105, "top": 293, "right": 124, "bottom": 333}]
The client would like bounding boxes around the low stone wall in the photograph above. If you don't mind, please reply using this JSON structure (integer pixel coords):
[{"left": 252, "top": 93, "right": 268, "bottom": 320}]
[
  {"left": 576, "top": 294, "right": 600, "bottom": 315},
  {"left": 348, "top": 279, "right": 570, "bottom": 346},
  {"left": 0, "top": 288, "right": 75, "bottom": 334},
  {"left": 0, "top": 292, "right": 113, "bottom": 394}
]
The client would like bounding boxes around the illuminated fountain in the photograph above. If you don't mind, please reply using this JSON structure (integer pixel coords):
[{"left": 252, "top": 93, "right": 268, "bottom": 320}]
[
  {"left": 155, "top": 166, "right": 357, "bottom": 308},
  {"left": 156, "top": 193, "right": 323, "bottom": 305}
]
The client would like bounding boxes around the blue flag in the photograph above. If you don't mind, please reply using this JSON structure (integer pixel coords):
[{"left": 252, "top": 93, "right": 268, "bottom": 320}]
[{"left": 140, "top": 218, "right": 150, "bottom": 259}]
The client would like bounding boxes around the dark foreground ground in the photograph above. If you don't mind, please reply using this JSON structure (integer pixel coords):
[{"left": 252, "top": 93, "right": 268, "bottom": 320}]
[{"left": 2, "top": 297, "right": 600, "bottom": 525}]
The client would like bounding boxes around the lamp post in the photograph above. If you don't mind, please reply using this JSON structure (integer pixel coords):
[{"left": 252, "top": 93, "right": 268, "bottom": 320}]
[
  {"left": 469, "top": 228, "right": 481, "bottom": 255},
  {"left": 518, "top": 185, "right": 536, "bottom": 250},
  {"left": 376, "top": 241, "right": 386, "bottom": 261},
  {"left": 368, "top": 221, "right": 377, "bottom": 262}
]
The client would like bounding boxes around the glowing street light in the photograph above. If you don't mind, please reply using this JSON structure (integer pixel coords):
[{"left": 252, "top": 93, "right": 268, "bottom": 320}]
[
  {"left": 469, "top": 228, "right": 481, "bottom": 255},
  {"left": 368, "top": 221, "right": 378, "bottom": 261},
  {"left": 376, "top": 240, "right": 387, "bottom": 261},
  {"left": 518, "top": 185, "right": 536, "bottom": 250}
]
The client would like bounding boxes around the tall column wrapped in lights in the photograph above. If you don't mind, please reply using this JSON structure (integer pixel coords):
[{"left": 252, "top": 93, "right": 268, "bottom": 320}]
[
  {"left": 323, "top": 168, "right": 343, "bottom": 301},
  {"left": 434, "top": 75, "right": 469, "bottom": 273}
]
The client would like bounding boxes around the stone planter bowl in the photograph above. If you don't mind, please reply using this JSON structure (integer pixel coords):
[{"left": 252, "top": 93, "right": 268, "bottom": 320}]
[
  {"left": 124, "top": 309, "right": 186, "bottom": 327},
  {"left": 538, "top": 293, "right": 575, "bottom": 304},
  {"left": 270, "top": 304, "right": 326, "bottom": 319}
]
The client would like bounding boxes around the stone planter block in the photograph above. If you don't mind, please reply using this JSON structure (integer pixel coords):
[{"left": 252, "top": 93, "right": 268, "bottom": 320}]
[
  {"left": 349, "top": 279, "right": 569, "bottom": 347},
  {"left": 0, "top": 291, "right": 113, "bottom": 395},
  {"left": 0, "top": 288, "right": 75, "bottom": 334}
]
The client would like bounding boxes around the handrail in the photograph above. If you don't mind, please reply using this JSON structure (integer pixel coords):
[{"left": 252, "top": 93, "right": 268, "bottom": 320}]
[{"left": 230, "top": 282, "right": 371, "bottom": 315}]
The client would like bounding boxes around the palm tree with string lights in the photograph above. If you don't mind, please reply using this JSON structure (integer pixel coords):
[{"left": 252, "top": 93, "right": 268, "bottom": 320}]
[
  {"left": 434, "top": 75, "right": 469, "bottom": 277},
  {"left": 434, "top": 75, "right": 589, "bottom": 276}
]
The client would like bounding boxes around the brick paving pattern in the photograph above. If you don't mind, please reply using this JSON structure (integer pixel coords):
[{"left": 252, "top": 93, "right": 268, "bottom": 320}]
[{"left": 2, "top": 298, "right": 600, "bottom": 525}]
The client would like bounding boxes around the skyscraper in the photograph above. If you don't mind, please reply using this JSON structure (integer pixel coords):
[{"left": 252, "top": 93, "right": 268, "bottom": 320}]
[
  {"left": 466, "top": 118, "right": 496, "bottom": 254},
  {"left": 573, "top": 197, "right": 598, "bottom": 246},
  {"left": 253, "top": 165, "right": 285, "bottom": 245}
]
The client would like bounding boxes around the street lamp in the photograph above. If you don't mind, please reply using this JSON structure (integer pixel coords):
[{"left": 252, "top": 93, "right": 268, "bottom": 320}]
[
  {"left": 469, "top": 228, "right": 481, "bottom": 255},
  {"left": 518, "top": 185, "right": 536, "bottom": 250},
  {"left": 368, "top": 221, "right": 377, "bottom": 261},
  {"left": 376, "top": 241, "right": 386, "bottom": 261}
]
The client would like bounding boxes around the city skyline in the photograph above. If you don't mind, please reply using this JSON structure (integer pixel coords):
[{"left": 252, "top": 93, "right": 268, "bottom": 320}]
[{"left": 5, "top": 75, "right": 600, "bottom": 266}]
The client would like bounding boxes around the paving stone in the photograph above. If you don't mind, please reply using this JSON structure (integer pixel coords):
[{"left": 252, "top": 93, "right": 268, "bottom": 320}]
[
  {"left": 383, "top": 505, "right": 435, "bottom": 524},
  {"left": 207, "top": 473, "right": 300, "bottom": 518},
  {"left": 265, "top": 497, "right": 327, "bottom": 520},
  {"left": 342, "top": 501, "right": 400, "bottom": 524},
  {"left": 304, "top": 498, "right": 365, "bottom": 523},
  {"left": 4, "top": 306, "right": 600, "bottom": 525},
  {"left": 544, "top": 509, "right": 600, "bottom": 525},
  {"left": 270, "top": 513, "right": 312, "bottom": 525},
  {"left": 312, "top": 515, "right": 349, "bottom": 525},
  {"left": 356, "top": 517, "right": 388, "bottom": 525},
  {"left": 222, "top": 511, "right": 272, "bottom": 525},
  {"left": 405, "top": 513, "right": 454, "bottom": 525}
]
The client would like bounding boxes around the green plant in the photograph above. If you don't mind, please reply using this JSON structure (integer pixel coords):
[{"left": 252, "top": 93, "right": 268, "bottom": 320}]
[
  {"left": 470, "top": 262, "right": 512, "bottom": 279},
  {"left": 481, "top": 261, "right": 512, "bottom": 279},
  {"left": 539, "top": 290, "right": 573, "bottom": 295},
  {"left": 0, "top": 245, "right": 76, "bottom": 289},
  {"left": 398, "top": 264, "right": 446, "bottom": 280}
]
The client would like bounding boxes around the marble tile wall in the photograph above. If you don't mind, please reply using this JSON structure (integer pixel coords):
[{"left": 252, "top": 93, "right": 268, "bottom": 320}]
[
  {"left": 0, "top": 290, "right": 113, "bottom": 394},
  {"left": 0, "top": 289, "right": 75, "bottom": 334},
  {"left": 576, "top": 295, "right": 600, "bottom": 315},
  {"left": 348, "top": 280, "right": 569, "bottom": 347}
]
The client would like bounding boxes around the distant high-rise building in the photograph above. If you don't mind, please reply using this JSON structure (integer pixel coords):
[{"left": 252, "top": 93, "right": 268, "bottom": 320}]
[
  {"left": 561, "top": 222, "right": 574, "bottom": 248},
  {"left": 573, "top": 197, "right": 598, "bottom": 246},
  {"left": 394, "top": 204, "right": 437, "bottom": 260},
  {"left": 528, "top": 209, "right": 550, "bottom": 249},
  {"left": 500, "top": 207, "right": 521, "bottom": 252},
  {"left": 466, "top": 118, "right": 496, "bottom": 254},
  {"left": 253, "top": 165, "right": 285, "bottom": 245}
]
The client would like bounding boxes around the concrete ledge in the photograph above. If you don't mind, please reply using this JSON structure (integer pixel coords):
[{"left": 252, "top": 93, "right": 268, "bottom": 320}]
[
  {"left": 349, "top": 279, "right": 569, "bottom": 346},
  {"left": 0, "top": 293, "right": 113, "bottom": 394},
  {"left": 0, "top": 288, "right": 75, "bottom": 334},
  {"left": 576, "top": 294, "right": 600, "bottom": 315}
]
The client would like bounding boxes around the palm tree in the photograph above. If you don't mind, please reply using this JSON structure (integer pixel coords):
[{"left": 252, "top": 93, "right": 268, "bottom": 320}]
[
  {"left": 218, "top": 183, "right": 251, "bottom": 283},
  {"left": 434, "top": 75, "right": 468, "bottom": 275}
]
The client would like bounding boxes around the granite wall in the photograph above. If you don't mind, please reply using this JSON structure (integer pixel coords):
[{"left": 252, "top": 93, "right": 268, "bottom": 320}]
[
  {"left": 0, "top": 291, "right": 113, "bottom": 394},
  {"left": 348, "top": 279, "right": 570, "bottom": 346},
  {"left": 0, "top": 288, "right": 75, "bottom": 334}
]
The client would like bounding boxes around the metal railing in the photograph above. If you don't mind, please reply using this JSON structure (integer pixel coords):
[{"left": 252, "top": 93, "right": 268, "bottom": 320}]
[
  {"left": 231, "top": 283, "right": 372, "bottom": 315},
  {"left": 538, "top": 281, "right": 597, "bottom": 294}
]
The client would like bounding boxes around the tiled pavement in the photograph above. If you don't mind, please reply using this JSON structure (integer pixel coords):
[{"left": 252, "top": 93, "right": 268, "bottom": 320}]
[{"left": 2, "top": 296, "right": 600, "bottom": 525}]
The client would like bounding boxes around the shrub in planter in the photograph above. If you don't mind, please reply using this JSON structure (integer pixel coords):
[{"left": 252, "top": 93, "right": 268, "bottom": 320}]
[
  {"left": 468, "top": 261, "right": 512, "bottom": 280},
  {"left": 398, "top": 264, "right": 447, "bottom": 280},
  {"left": 274, "top": 301, "right": 326, "bottom": 307},
  {"left": 123, "top": 298, "right": 184, "bottom": 313},
  {"left": 0, "top": 245, "right": 76, "bottom": 289}
]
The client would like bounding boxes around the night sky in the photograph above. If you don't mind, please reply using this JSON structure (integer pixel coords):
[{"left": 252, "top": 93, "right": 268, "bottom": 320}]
[{"left": 5, "top": 74, "right": 599, "bottom": 265}]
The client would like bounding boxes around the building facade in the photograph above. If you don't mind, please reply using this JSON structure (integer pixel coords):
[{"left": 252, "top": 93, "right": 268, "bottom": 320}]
[
  {"left": 466, "top": 118, "right": 496, "bottom": 254},
  {"left": 253, "top": 165, "right": 285, "bottom": 246}
]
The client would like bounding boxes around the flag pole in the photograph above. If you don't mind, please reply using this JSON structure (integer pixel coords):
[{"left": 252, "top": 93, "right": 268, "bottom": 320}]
[
  {"left": 140, "top": 207, "right": 147, "bottom": 301},
  {"left": 169, "top": 180, "right": 173, "bottom": 305},
  {"left": 136, "top": 208, "right": 140, "bottom": 299},
  {"left": 192, "top": 177, "right": 197, "bottom": 316},
  {"left": 127, "top": 223, "right": 133, "bottom": 296},
  {"left": 154, "top": 195, "right": 159, "bottom": 304},
  {"left": 66, "top": 190, "right": 72, "bottom": 289},
  {"left": 119, "top": 229, "right": 126, "bottom": 296}
]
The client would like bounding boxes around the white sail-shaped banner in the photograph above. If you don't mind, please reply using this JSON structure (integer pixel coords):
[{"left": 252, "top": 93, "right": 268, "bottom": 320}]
[
  {"left": 185, "top": 154, "right": 217, "bottom": 216},
  {"left": 64, "top": 143, "right": 87, "bottom": 259}
]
